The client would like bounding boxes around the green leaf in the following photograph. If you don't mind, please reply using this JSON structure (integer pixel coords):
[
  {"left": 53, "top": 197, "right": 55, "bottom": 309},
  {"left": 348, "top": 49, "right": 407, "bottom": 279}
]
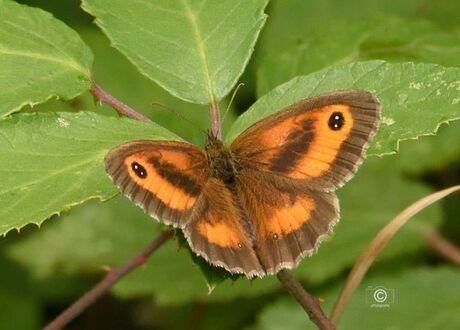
[
  {"left": 251, "top": 267, "right": 460, "bottom": 330},
  {"left": 0, "top": 111, "right": 178, "bottom": 235},
  {"left": 0, "top": 0, "right": 93, "bottom": 117},
  {"left": 81, "top": 0, "right": 268, "bottom": 104},
  {"left": 257, "top": 17, "right": 460, "bottom": 96},
  {"left": 228, "top": 61, "right": 460, "bottom": 156}
]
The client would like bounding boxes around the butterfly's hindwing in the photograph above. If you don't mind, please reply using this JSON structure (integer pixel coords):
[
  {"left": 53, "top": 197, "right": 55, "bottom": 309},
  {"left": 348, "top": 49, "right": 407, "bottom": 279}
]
[
  {"left": 235, "top": 170, "right": 339, "bottom": 274},
  {"left": 183, "top": 178, "right": 265, "bottom": 278}
]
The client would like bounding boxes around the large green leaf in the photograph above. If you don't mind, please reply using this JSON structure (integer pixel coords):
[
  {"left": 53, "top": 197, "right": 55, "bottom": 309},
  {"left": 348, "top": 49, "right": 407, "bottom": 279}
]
[
  {"left": 257, "top": 17, "right": 460, "bottom": 96},
  {"left": 0, "top": 112, "right": 178, "bottom": 235},
  {"left": 0, "top": 0, "right": 92, "bottom": 117},
  {"left": 81, "top": 0, "right": 268, "bottom": 104},
  {"left": 228, "top": 61, "right": 460, "bottom": 156},
  {"left": 251, "top": 267, "right": 460, "bottom": 330}
]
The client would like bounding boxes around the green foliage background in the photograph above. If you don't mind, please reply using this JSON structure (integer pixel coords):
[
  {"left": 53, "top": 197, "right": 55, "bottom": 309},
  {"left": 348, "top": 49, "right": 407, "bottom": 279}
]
[{"left": 0, "top": 0, "right": 459, "bottom": 329}]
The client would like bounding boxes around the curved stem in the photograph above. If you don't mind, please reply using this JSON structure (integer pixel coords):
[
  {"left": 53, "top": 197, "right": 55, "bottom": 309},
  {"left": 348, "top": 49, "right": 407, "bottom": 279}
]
[
  {"left": 209, "top": 101, "right": 221, "bottom": 139},
  {"left": 277, "top": 270, "right": 336, "bottom": 330},
  {"left": 44, "top": 230, "right": 174, "bottom": 330},
  {"left": 90, "top": 82, "right": 151, "bottom": 122}
]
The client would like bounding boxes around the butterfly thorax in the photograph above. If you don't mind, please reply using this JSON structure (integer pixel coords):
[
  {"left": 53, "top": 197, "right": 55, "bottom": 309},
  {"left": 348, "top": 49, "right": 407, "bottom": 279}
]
[{"left": 205, "top": 133, "right": 240, "bottom": 184}]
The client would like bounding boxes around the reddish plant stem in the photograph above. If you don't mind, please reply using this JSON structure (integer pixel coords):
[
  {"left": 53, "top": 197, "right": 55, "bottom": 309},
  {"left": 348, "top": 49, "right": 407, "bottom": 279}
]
[
  {"left": 44, "top": 230, "right": 173, "bottom": 330},
  {"left": 425, "top": 230, "right": 460, "bottom": 267},
  {"left": 90, "top": 82, "right": 151, "bottom": 122},
  {"left": 277, "top": 270, "right": 336, "bottom": 330},
  {"left": 209, "top": 101, "right": 221, "bottom": 139}
]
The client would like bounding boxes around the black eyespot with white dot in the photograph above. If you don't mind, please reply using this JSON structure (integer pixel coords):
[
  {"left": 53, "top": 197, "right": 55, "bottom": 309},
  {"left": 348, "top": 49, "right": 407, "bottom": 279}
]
[
  {"left": 131, "top": 162, "right": 147, "bottom": 178},
  {"left": 328, "top": 112, "right": 345, "bottom": 131}
]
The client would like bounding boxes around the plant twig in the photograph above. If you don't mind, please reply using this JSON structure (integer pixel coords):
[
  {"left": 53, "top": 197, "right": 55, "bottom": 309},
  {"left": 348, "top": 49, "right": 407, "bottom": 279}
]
[
  {"left": 44, "top": 230, "right": 174, "bottom": 330},
  {"left": 330, "top": 184, "right": 460, "bottom": 324},
  {"left": 277, "top": 270, "right": 336, "bottom": 330},
  {"left": 209, "top": 101, "right": 221, "bottom": 139},
  {"left": 425, "top": 230, "right": 460, "bottom": 267},
  {"left": 90, "top": 82, "right": 151, "bottom": 122}
]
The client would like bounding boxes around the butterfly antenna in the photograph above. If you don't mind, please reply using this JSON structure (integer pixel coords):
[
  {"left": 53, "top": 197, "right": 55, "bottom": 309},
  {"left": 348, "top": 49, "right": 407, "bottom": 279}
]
[
  {"left": 222, "top": 83, "right": 245, "bottom": 125},
  {"left": 151, "top": 102, "right": 206, "bottom": 135}
]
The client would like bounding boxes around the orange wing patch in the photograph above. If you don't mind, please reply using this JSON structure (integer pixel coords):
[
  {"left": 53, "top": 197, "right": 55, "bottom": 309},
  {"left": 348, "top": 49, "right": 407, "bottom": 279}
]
[
  {"left": 124, "top": 151, "right": 200, "bottom": 211},
  {"left": 264, "top": 193, "right": 316, "bottom": 237},
  {"left": 197, "top": 215, "right": 243, "bottom": 248},
  {"left": 288, "top": 105, "right": 353, "bottom": 179}
]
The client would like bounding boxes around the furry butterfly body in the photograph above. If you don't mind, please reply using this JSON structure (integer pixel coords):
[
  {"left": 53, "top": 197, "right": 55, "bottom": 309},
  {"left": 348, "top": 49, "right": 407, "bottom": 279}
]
[{"left": 105, "top": 90, "right": 380, "bottom": 278}]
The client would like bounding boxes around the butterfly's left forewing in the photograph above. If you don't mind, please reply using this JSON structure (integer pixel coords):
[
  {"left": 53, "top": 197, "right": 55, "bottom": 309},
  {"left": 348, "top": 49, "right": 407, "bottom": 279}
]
[{"left": 232, "top": 90, "right": 380, "bottom": 191}]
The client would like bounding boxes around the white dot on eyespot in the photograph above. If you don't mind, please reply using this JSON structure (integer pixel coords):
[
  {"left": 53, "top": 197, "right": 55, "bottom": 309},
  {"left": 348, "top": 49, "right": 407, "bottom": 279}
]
[{"left": 335, "top": 115, "right": 340, "bottom": 120}]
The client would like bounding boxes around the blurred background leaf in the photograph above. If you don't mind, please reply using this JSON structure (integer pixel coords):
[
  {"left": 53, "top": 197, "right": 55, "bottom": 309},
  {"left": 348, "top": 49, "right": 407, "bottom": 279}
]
[{"left": 249, "top": 267, "right": 460, "bottom": 330}]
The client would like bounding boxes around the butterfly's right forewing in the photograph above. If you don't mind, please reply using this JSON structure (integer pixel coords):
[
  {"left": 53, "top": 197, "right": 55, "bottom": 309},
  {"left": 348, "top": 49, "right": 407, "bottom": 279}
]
[{"left": 105, "top": 140, "right": 208, "bottom": 228}]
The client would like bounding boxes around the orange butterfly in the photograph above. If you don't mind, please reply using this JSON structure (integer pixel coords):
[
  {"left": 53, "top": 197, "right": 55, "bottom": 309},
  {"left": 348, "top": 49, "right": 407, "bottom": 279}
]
[{"left": 105, "top": 90, "right": 380, "bottom": 278}]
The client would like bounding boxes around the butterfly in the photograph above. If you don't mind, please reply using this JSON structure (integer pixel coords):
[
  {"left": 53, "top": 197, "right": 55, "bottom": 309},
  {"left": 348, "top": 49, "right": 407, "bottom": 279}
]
[{"left": 105, "top": 90, "right": 380, "bottom": 278}]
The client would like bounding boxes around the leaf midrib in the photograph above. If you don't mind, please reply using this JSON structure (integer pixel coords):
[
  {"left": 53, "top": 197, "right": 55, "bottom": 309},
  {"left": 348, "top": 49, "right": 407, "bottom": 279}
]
[
  {"left": 181, "top": 0, "right": 215, "bottom": 103},
  {"left": 0, "top": 153, "right": 103, "bottom": 196},
  {"left": 1, "top": 19, "right": 90, "bottom": 77}
]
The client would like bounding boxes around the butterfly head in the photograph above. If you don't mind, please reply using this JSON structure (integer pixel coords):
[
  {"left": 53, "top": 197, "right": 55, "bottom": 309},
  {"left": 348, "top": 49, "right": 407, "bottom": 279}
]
[
  {"left": 205, "top": 131, "right": 238, "bottom": 183},
  {"left": 204, "top": 130, "right": 223, "bottom": 152}
]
